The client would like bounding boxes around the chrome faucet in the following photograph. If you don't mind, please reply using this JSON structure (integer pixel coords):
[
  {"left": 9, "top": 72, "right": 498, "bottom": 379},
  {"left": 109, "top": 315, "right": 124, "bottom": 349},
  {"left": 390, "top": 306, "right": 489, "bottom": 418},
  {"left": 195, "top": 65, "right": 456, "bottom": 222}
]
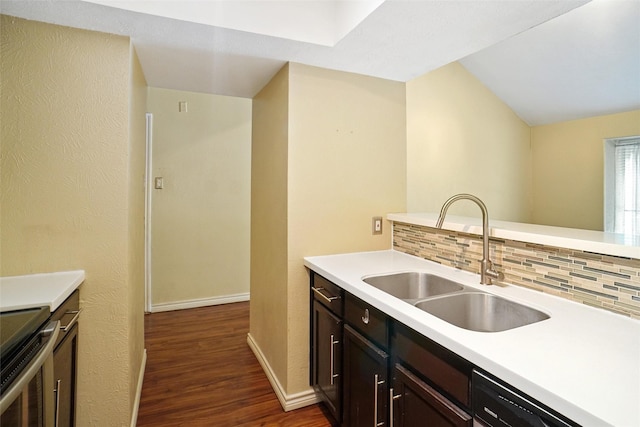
[{"left": 436, "top": 194, "right": 503, "bottom": 285}]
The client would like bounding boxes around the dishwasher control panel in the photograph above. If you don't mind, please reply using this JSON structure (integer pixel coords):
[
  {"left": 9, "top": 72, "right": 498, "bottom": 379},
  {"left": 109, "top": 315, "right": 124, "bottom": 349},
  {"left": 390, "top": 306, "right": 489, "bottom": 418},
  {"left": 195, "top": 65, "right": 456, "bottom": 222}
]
[{"left": 472, "top": 370, "right": 577, "bottom": 427}]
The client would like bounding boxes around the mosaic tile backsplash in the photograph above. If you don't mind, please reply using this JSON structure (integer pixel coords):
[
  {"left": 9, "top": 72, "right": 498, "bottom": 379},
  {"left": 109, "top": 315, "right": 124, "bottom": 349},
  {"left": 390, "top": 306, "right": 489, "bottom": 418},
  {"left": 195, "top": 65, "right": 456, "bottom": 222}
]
[{"left": 393, "top": 222, "right": 640, "bottom": 319}]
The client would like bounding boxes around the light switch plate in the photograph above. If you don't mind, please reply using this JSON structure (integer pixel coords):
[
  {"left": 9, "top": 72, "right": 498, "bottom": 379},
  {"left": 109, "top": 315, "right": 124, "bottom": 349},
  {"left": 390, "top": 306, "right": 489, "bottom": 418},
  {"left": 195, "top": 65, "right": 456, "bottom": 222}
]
[
  {"left": 372, "top": 216, "right": 383, "bottom": 235},
  {"left": 154, "top": 177, "right": 164, "bottom": 189}
]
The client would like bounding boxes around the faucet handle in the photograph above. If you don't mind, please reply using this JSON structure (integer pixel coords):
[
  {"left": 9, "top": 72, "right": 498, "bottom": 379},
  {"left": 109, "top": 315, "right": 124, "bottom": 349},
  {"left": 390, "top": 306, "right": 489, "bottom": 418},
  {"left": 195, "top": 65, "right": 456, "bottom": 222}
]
[
  {"left": 484, "top": 261, "right": 504, "bottom": 284},
  {"left": 485, "top": 268, "right": 504, "bottom": 282}
]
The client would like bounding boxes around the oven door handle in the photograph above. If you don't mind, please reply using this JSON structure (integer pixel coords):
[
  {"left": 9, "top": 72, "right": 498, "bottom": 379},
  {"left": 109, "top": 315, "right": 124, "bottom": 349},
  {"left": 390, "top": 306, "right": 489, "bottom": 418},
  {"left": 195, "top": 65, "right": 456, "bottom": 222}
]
[{"left": 0, "top": 320, "right": 60, "bottom": 419}]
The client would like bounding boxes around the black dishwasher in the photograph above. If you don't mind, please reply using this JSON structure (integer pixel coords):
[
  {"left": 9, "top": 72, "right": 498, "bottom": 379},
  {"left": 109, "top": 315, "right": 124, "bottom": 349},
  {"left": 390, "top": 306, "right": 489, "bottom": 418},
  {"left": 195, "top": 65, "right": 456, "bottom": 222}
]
[{"left": 472, "top": 370, "right": 579, "bottom": 427}]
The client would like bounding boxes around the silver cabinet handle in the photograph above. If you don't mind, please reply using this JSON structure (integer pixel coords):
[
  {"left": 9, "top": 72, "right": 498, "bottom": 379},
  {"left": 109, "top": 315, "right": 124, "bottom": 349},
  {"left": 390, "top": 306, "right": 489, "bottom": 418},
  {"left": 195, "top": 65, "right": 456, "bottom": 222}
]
[
  {"left": 330, "top": 334, "right": 340, "bottom": 385},
  {"left": 362, "top": 308, "right": 370, "bottom": 325},
  {"left": 61, "top": 309, "right": 82, "bottom": 333},
  {"left": 312, "top": 287, "right": 339, "bottom": 304},
  {"left": 54, "top": 379, "right": 62, "bottom": 427},
  {"left": 389, "top": 388, "right": 401, "bottom": 427},
  {"left": 374, "top": 374, "right": 385, "bottom": 426}
]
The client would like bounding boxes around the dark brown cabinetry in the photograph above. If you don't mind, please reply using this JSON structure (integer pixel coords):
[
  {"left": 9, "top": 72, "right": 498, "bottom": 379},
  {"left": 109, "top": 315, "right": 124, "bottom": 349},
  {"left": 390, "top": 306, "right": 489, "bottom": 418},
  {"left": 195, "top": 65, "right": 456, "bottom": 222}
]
[
  {"left": 391, "top": 320, "right": 472, "bottom": 427},
  {"left": 52, "top": 290, "right": 80, "bottom": 427},
  {"left": 343, "top": 293, "right": 390, "bottom": 427},
  {"left": 312, "top": 300, "right": 343, "bottom": 420},
  {"left": 392, "top": 322, "right": 472, "bottom": 409},
  {"left": 391, "top": 363, "right": 471, "bottom": 427},
  {"left": 310, "top": 272, "right": 472, "bottom": 426},
  {"left": 310, "top": 273, "right": 344, "bottom": 424},
  {"left": 344, "top": 293, "right": 389, "bottom": 350},
  {"left": 343, "top": 325, "right": 389, "bottom": 427}
]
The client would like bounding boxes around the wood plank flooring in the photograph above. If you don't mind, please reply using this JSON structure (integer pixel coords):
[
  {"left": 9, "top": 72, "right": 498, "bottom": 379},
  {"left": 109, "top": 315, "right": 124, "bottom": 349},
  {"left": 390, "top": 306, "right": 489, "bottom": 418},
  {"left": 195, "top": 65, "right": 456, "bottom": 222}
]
[{"left": 137, "top": 302, "right": 332, "bottom": 427}]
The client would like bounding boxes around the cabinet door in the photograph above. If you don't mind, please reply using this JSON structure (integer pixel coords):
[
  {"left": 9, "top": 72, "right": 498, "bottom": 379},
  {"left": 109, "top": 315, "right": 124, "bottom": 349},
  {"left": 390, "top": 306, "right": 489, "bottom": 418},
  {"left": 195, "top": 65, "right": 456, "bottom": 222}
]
[
  {"left": 343, "top": 325, "right": 389, "bottom": 427},
  {"left": 391, "top": 364, "right": 471, "bottom": 427},
  {"left": 53, "top": 324, "right": 78, "bottom": 427},
  {"left": 312, "top": 300, "right": 343, "bottom": 422}
]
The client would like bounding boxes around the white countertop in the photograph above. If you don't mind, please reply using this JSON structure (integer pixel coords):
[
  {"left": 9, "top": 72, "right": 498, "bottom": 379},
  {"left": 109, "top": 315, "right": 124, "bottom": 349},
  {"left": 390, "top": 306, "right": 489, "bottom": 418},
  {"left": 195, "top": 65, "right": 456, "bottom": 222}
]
[
  {"left": 0, "top": 270, "right": 85, "bottom": 311},
  {"left": 388, "top": 212, "right": 640, "bottom": 259},
  {"left": 304, "top": 250, "right": 640, "bottom": 427}
]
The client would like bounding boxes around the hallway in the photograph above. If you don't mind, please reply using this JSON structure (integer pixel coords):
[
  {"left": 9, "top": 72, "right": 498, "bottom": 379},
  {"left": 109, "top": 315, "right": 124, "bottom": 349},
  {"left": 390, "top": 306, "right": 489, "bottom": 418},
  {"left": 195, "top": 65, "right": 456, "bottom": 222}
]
[{"left": 137, "top": 302, "right": 332, "bottom": 426}]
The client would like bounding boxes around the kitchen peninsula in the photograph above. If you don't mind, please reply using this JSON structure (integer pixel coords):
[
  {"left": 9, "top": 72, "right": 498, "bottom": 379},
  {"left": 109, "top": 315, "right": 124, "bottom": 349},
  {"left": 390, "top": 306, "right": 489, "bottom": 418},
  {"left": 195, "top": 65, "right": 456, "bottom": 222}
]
[{"left": 306, "top": 214, "right": 639, "bottom": 426}]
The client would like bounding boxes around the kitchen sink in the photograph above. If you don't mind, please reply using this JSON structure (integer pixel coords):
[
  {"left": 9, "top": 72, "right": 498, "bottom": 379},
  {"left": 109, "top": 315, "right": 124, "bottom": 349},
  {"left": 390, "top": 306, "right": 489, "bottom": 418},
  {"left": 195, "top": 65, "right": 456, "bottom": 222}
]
[
  {"left": 362, "top": 272, "right": 464, "bottom": 301},
  {"left": 414, "top": 292, "right": 550, "bottom": 332}
]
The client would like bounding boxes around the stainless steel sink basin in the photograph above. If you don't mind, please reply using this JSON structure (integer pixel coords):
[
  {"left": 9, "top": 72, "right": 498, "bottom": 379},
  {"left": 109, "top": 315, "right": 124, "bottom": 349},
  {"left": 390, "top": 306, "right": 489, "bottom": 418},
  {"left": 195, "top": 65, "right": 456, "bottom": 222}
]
[
  {"left": 414, "top": 292, "right": 549, "bottom": 332},
  {"left": 362, "top": 272, "right": 464, "bottom": 301}
]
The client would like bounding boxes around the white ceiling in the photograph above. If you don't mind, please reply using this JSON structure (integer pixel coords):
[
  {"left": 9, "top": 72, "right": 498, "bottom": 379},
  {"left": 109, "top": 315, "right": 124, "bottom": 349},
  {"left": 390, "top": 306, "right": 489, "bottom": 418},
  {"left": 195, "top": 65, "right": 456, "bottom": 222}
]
[
  {"left": 1, "top": 0, "right": 637, "bottom": 126},
  {"left": 82, "top": 0, "right": 387, "bottom": 46},
  {"left": 460, "top": 0, "right": 640, "bottom": 126}
]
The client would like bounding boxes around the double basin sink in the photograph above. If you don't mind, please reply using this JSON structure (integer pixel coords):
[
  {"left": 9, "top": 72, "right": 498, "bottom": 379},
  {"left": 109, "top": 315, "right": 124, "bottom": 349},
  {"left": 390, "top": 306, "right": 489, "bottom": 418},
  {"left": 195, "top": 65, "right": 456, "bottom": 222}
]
[{"left": 362, "top": 272, "right": 549, "bottom": 333}]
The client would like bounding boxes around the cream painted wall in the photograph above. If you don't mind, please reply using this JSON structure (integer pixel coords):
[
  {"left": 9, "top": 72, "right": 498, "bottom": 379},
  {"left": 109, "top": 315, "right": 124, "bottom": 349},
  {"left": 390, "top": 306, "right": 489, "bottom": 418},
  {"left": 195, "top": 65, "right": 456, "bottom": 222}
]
[
  {"left": 250, "top": 64, "right": 290, "bottom": 388},
  {"left": 531, "top": 109, "right": 640, "bottom": 231},
  {"left": 147, "top": 87, "right": 252, "bottom": 306},
  {"left": 287, "top": 63, "right": 406, "bottom": 394},
  {"left": 406, "top": 62, "right": 532, "bottom": 222},
  {"left": 0, "top": 16, "right": 145, "bottom": 426},
  {"left": 128, "top": 46, "right": 148, "bottom": 414},
  {"left": 250, "top": 62, "right": 406, "bottom": 399}
]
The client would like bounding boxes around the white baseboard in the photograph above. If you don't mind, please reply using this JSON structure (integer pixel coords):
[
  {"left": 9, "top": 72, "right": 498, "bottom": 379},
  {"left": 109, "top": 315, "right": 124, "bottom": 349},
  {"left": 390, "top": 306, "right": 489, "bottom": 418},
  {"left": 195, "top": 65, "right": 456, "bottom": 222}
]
[
  {"left": 150, "top": 293, "right": 250, "bottom": 313},
  {"left": 130, "top": 349, "right": 147, "bottom": 427},
  {"left": 246, "top": 333, "right": 320, "bottom": 412}
]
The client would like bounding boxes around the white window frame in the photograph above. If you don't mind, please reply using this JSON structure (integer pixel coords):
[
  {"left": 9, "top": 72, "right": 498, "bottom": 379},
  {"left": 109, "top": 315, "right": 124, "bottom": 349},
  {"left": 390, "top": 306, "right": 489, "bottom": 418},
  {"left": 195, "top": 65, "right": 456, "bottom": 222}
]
[{"left": 604, "top": 136, "right": 640, "bottom": 234}]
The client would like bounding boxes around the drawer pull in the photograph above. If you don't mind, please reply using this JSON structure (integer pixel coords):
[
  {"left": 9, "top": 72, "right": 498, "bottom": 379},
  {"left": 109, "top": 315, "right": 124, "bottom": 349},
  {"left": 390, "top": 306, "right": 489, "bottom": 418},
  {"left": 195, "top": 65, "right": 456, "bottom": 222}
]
[
  {"left": 330, "top": 334, "right": 340, "bottom": 385},
  {"left": 362, "top": 308, "right": 370, "bottom": 325},
  {"left": 312, "top": 287, "right": 339, "bottom": 304},
  {"left": 389, "top": 388, "right": 402, "bottom": 427},
  {"left": 61, "top": 309, "right": 82, "bottom": 332},
  {"left": 374, "top": 374, "right": 385, "bottom": 426},
  {"left": 54, "top": 379, "right": 62, "bottom": 427}
]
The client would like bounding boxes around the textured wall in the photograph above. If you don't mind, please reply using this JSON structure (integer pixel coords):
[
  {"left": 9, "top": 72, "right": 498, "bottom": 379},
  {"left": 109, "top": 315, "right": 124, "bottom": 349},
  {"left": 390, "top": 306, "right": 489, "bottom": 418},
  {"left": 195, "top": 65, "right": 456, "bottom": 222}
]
[
  {"left": 0, "top": 16, "right": 142, "bottom": 426},
  {"left": 406, "top": 62, "right": 532, "bottom": 223},
  {"left": 286, "top": 63, "right": 406, "bottom": 394},
  {"left": 147, "top": 87, "right": 252, "bottom": 306},
  {"left": 128, "top": 46, "right": 148, "bottom": 415},
  {"left": 531, "top": 110, "right": 640, "bottom": 231},
  {"left": 250, "top": 64, "right": 290, "bottom": 389},
  {"left": 249, "top": 62, "right": 406, "bottom": 400}
]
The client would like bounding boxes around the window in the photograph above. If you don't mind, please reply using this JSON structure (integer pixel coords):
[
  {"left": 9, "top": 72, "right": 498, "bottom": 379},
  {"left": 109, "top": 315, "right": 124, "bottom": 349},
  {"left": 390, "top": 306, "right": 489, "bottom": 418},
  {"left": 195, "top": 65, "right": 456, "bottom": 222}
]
[{"left": 604, "top": 137, "right": 640, "bottom": 235}]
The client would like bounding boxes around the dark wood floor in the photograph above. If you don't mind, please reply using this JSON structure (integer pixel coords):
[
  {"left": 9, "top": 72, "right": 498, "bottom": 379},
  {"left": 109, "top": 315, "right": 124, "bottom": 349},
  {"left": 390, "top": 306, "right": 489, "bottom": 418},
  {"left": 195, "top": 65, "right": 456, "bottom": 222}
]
[{"left": 137, "top": 301, "right": 332, "bottom": 427}]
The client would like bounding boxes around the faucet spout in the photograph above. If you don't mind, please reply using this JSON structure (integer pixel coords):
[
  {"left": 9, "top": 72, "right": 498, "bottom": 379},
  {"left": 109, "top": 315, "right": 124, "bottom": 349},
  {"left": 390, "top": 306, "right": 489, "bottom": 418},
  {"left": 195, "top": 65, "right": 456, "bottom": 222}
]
[{"left": 435, "top": 194, "right": 503, "bottom": 285}]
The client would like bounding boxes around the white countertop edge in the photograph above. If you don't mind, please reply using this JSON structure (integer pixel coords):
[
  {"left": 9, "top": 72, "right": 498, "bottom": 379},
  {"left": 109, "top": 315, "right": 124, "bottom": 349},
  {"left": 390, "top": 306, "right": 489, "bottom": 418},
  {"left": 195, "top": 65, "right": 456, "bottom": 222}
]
[
  {"left": 387, "top": 213, "right": 640, "bottom": 259},
  {"left": 304, "top": 250, "right": 640, "bottom": 427},
  {"left": 0, "top": 270, "right": 85, "bottom": 311}
]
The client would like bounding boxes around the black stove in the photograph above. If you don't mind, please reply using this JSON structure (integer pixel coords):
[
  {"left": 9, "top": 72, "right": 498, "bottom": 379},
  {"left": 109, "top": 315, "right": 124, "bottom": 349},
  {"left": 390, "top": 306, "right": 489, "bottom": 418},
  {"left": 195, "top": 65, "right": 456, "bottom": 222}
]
[{"left": 0, "top": 306, "right": 51, "bottom": 394}]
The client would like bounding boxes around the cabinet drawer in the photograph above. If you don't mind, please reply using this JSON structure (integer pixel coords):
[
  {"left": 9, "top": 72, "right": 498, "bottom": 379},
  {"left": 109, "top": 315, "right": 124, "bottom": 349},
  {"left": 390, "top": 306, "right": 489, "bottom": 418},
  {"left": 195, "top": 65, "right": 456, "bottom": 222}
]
[
  {"left": 344, "top": 293, "right": 389, "bottom": 350},
  {"left": 392, "top": 363, "right": 471, "bottom": 427},
  {"left": 52, "top": 290, "right": 80, "bottom": 349},
  {"left": 312, "top": 273, "right": 344, "bottom": 316},
  {"left": 393, "top": 322, "right": 471, "bottom": 408}
]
